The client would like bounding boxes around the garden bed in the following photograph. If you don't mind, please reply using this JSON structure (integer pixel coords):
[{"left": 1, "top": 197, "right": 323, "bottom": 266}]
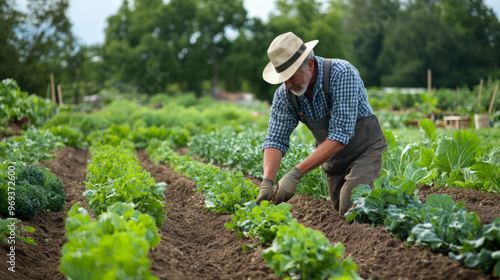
[{"left": 0, "top": 146, "right": 498, "bottom": 280}]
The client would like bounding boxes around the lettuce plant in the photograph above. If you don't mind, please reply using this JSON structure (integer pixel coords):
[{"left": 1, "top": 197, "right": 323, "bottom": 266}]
[
  {"left": 225, "top": 200, "right": 294, "bottom": 250},
  {"left": 262, "top": 219, "right": 362, "bottom": 280},
  {"left": 60, "top": 202, "right": 160, "bottom": 280}
]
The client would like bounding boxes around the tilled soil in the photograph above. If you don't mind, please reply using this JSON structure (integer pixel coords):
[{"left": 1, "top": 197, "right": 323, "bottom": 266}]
[{"left": 1, "top": 146, "right": 499, "bottom": 280}]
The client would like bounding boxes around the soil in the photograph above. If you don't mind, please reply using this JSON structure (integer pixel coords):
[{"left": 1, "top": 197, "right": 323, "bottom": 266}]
[{"left": 1, "top": 146, "right": 499, "bottom": 280}]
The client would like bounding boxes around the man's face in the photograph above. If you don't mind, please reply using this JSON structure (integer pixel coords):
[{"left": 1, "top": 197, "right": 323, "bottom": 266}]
[{"left": 285, "top": 63, "right": 312, "bottom": 96}]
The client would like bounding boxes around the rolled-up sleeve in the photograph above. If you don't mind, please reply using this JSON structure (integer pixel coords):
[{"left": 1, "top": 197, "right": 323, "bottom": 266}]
[
  {"left": 327, "top": 65, "right": 359, "bottom": 145},
  {"left": 262, "top": 86, "right": 298, "bottom": 156}
]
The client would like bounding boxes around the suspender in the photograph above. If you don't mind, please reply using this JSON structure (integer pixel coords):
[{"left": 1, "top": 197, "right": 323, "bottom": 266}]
[{"left": 289, "top": 58, "right": 332, "bottom": 122}]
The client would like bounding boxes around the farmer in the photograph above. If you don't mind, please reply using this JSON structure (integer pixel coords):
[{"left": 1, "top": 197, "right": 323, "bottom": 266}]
[{"left": 256, "top": 32, "right": 387, "bottom": 217}]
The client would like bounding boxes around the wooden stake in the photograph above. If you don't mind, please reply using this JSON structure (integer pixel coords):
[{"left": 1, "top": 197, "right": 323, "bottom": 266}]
[
  {"left": 427, "top": 69, "right": 432, "bottom": 94},
  {"left": 50, "top": 73, "right": 56, "bottom": 104},
  {"left": 456, "top": 86, "right": 460, "bottom": 109},
  {"left": 57, "top": 84, "right": 64, "bottom": 107},
  {"left": 488, "top": 85, "right": 498, "bottom": 115},
  {"left": 478, "top": 79, "right": 483, "bottom": 110}
]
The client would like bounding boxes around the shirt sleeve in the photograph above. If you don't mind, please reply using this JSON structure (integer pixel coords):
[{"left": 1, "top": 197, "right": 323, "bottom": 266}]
[
  {"left": 262, "top": 86, "right": 299, "bottom": 156},
  {"left": 327, "top": 64, "right": 359, "bottom": 145}
]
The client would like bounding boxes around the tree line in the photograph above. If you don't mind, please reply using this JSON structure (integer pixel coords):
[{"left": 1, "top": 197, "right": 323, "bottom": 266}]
[{"left": 1, "top": 0, "right": 499, "bottom": 102}]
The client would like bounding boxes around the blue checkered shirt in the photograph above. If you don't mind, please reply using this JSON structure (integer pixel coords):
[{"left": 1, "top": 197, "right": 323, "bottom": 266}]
[{"left": 262, "top": 56, "right": 373, "bottom": 156}]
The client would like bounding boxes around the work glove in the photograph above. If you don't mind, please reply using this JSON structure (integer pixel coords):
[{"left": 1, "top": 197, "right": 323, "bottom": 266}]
[
  {"left": 273, "top": 167, "right": 303, "bottom": 204},
  {"left": 256, "top": 179, "right": 274, "bottom": 205}
]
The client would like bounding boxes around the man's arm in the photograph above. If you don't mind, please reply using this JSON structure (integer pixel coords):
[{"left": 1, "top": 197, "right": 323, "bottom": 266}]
[
  {"left": 263, "top": 147, "right": 283, "bottom": 181},
  {"left": 295, "top": 139, "right": 345, "bottom": 175}
]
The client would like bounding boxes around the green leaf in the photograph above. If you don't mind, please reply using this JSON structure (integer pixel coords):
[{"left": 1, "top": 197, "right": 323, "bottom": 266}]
[
  {"left": 434, "top": 131, "right": 481, "bottom": 173},
  {"left": 419, "top": 119, "right": 437, "bottom": 144}
]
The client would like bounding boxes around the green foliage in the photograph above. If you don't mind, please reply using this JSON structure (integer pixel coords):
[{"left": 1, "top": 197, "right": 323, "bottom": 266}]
[
  {"left": 84, "top": 144, "right": 167, "bottom": 226},
  {"left": 0, "top": 127, "right": 65, "bottom": 164},
  {"left": 12, "top": 182, "right": 48, "bottom": 221},
  {"left": 43, "top": 111, "right": 110, "bottom": 139},
  {"left": 262, "top": 219, "right": 362, "bottom": 280},
  {"left": 148, "top": 139, "right": 360, "bottom": 279},
  {"left": 17, "top": 164, "right": 46, "bottom": 187},
  {"left": 3, "top": 0, "right": 76, "bottom": 95},
  {"left": 60, "top": 202, "right": 160, "bottom": 280},
  {"left": 346, "top": 174, "right": 500, "bottom": 276},
  {"left": 43, "top": 170, "right": 66, "bottom": 212},
  {"left": 0, "top": 218, "right": 36, "bottom": 245},
  {"left": 383, "top": 120, "right": 499, "bottom": 193},
  {"left": 188, "top": 125, "right": 329, "bottom": 199},
  {"left": 471, "top": 148, "right": 500, "bottom": 193},
  {"left": 434, "top": 130, "right": 481, "bottom": 173},
  {"left": 148, "top": 142, "right": 258, "bottom": 214},
  {"left": 0, "top": 78, "right": 52, "bottom": 128},
  {"left": 225, "top": 200, "right": 294, "bottom": 250},
  {"left": 48, "top": 125, "right": 87, "bottom": 149},
  {"left": 0, "top": 163, "right": 65, "bottom": 220},
  {"left": 345, "top": 178, "right": 420, "bottom": 225}
]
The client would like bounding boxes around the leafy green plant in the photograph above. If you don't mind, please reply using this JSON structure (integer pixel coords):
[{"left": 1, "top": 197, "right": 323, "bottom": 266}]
[
  {"left": 48, "top": 125, "right": 87, "bottom": 149},
  {"left": 84, "top": 145, "right": 167, "bottom": 226},
  {"left": 0, "top": 218, "right": 36, "bottom": 245},
  {"left": 225, "top": 200, "right": 294, "bottom": 250},
  {"left": 262, "top": 219, "right": 362, "bottom": 280},
  {"left": 0, "top": 163, "right": 66, "bottom": 220},
  {"left": 0, "top": 78, "right": 52, "bottom": 128},
  {"left": 0, "top": 127, "right": 65, "bottom": 164},
  {"left": 150, "top": 142, "right": 259, "bottom": 214},
  {"left": 348, "top": 179, "right": 500, "bottom": 276},
  {"left": 60, "top": 202, "right": 160, "bottom": 280},
  {"left": 345, "top": 178, "right": 420, "bottom": 226},
  {"left": 188, "top": 125, "right": 329, "bottom": 199}
]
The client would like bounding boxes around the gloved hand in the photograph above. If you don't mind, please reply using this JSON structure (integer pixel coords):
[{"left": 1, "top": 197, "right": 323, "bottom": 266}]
[
  {"left": 256, "top": 179, "right": 274, "bottom": 205},
  {"left": 273, "top": 167, "right": 303, "bottom": 204}
]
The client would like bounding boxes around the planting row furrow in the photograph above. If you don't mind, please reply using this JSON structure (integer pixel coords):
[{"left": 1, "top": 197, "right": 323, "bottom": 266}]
[
  {"left": 146, "top": 141, "right": 362, "bottom": 280},
  {"left": 60, "top": 139, "right": 167, "bottom": 280}
]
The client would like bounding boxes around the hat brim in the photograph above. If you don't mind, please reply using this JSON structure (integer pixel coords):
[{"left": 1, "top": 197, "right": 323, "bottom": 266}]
[{"left": 262, "top": 40, "right": 319, "bottom": 85}]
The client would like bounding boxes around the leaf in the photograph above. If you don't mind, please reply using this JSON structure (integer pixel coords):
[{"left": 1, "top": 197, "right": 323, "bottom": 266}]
[
  {"left": 419, "top": 119, "right": 437, "bottom": 144},
  {"left": 434, "top": 131, "right": 481, "bottom": 173},
  {"left": 417, "top": 147, "right": 435, "bottom": 168},
  {"left": 424, "top": 194, "right": 456, "bottom": 212},
  {"left": 404, "top": 163, "right": 428, "bottom": 183}
]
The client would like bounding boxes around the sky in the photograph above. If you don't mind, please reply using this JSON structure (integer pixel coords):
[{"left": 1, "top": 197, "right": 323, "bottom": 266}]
[{"left": 15, "top": 0, "right": 500, "bottom": 46}]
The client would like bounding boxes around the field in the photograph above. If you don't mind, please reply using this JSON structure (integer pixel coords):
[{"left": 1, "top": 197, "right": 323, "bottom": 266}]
[
  {"left": 1, "top": 87, "right": 500, "bottom": 280},
  {"left": 1, "top": 144, "right": 499, "bottom": 280}
]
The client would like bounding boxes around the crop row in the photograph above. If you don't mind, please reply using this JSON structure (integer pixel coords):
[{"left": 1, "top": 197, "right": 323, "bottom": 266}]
[
  {"left": 147, "top": 141, "right": 362, "bottom": 280},
  {"left": 188, "top": 124, "right": 329, "bottom": 199},
  {"left": 188, "top": 120, "right": 499, "bottom": 194},
  {"left": 60, "top": 138, "right": 166, "bottom": 280},
  {"left": 346, "top": 178, "right": 500, "bottom": 276}
]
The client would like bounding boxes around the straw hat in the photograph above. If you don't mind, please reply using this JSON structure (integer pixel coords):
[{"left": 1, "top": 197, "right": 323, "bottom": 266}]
[{"left": 262, "top": 32, "right": 319, "bottom": 84}]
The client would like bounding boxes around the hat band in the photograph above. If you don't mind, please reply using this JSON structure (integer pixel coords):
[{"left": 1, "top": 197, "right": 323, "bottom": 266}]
[{"left": 275, "top": 44, "right": 307, "bottom": 73}]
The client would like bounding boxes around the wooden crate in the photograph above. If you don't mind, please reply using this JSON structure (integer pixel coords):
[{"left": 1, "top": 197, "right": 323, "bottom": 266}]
[{"left": 443, "top": 116, "right": 470, "bottom": 129}]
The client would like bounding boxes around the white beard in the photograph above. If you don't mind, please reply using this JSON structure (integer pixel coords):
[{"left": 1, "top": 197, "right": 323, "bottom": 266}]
[{"left": 290, "top": 70, "right": 311, "bottom": 96}]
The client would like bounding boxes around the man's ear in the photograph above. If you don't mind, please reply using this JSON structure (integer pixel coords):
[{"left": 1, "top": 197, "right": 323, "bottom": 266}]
[{"left": 308, "top": 57, "right": 315, "bottom": 70}]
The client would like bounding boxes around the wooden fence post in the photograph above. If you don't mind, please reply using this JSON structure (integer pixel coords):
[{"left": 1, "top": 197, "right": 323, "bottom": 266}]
[
  {"left": 57, "top": 84, "right": 64, "bottom": 107},
  {"left": 50, "top": 73, "right": 56, "bottom": 105},
  {"left": 478, "top": 79, "right": 483, "bottom": 110},
  {"left": 488, "top": 85, "right": 498, "bottom": 115}
]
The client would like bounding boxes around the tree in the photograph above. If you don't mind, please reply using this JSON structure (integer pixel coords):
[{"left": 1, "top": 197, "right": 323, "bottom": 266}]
[
  {"left": 13, "top": 0, "right": 76, "bottom": 95},
  {"left": 0, "top": 0, "right": 20, "bottom": 82},
  {"left": 376, "top": 7, "right": 460, "bottom": 87},
  {"left": 343, "top": 0, "right": 401, "bottom": 86},
  {"left": 376, "top": 0, "right": 500, "bottom": 88},
  {"left": 224, "top": 18, "right": 275, "bottom": 100},
  {"left": 437, "top": 0, "right": 500, "bottom": 85},
  {"left": 191, "top": 0, "right": 248, "bottom": 97}
]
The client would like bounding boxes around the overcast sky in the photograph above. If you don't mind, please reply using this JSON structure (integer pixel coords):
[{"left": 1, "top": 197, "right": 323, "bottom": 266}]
[{"left": 14, "top": 0, "right": 500, "bottom": 46}]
